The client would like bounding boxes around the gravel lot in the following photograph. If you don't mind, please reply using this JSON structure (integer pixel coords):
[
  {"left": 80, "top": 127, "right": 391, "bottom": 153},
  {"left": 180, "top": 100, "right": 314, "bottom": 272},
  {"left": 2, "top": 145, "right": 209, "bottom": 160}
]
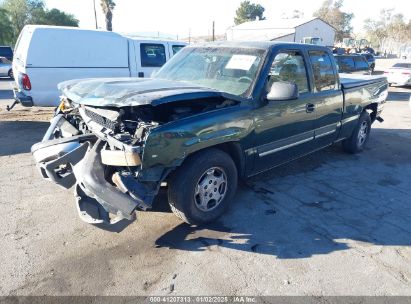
[{"left": 0, "top": 59, "right": 410, "bottom": 296}]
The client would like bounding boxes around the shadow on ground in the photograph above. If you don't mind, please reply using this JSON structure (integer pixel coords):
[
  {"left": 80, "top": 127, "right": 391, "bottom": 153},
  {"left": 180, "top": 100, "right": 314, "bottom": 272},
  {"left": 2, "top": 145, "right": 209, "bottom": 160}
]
[
  {"left": 0, "top": 120, "right": 48, "bottom": 156},
  {"left": 154, "top": 128, "right": 411, "bottom": 258}
]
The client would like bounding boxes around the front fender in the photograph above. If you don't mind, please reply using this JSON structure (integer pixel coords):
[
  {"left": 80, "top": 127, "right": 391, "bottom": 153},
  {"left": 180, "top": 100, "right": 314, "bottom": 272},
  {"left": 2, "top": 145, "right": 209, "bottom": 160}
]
[{"left": 140, "top": 105, "right": 254, "bottom": 180}]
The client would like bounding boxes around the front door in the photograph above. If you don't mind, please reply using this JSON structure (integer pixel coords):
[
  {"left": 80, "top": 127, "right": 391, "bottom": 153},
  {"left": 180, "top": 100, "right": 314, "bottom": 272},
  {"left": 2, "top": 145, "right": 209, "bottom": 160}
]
[{"left": 252, "top": 50, "right": 317, "bottom": 173}]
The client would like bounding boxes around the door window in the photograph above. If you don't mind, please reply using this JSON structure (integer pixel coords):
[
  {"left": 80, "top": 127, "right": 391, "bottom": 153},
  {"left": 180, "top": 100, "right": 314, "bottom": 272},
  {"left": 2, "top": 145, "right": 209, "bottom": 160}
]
[
  {"left": 269, "top": 51, "right": 309, "bottom": 93},
  {"left": 336, "top": 56, "right": 355, "bottom": 72},
  {"left": 140, "top": 43, "right": 166, "bottom": 67},
  {"left": 354, "top": 56, "right": 369, "bottom": 70},
  {"left": 309, "top": 51, "right": 337, "bottom": 91}
]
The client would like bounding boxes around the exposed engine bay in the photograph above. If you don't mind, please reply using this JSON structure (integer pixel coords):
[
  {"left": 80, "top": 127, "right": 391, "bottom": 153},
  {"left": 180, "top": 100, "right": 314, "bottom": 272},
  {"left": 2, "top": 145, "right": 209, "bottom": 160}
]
[
  {"left": 31, "top": 95, "right": 238, "bottom": 226},
  {"left": 63, "top": 96, "right": 236, "bottom": 144}
]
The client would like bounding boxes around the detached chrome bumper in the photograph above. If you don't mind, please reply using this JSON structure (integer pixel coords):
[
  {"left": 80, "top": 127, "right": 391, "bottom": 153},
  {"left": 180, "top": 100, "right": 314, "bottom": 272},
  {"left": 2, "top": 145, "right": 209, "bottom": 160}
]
[{"left": 32, "top": 115, "right": 153, "bottom": 226}]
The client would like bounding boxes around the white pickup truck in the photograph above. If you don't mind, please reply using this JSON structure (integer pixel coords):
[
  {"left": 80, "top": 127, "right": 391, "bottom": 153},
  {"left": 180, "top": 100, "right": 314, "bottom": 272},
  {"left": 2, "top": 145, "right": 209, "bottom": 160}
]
[{"left": 11, "top": 25, "right": 186, "bottom": 109}]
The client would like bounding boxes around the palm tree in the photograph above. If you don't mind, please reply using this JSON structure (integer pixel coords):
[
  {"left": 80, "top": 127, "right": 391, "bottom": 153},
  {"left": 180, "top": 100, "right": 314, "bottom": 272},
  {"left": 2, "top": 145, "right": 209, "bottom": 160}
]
[{"left": 100, "top": 0, "right": 115, "bottom": 31}]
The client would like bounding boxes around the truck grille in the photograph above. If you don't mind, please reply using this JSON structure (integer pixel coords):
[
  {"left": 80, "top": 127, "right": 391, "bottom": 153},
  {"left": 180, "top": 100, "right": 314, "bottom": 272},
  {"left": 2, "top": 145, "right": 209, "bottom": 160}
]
[{"left": 84, "top": 107, "right": 118, "bottom": 131}]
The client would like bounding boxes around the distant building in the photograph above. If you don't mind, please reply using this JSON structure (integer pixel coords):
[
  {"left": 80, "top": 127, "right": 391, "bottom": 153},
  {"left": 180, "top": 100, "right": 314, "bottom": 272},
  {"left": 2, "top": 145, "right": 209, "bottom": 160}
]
[
  {"left": 226, "top": 17, "right": 336, "bottom": 46},
  {"left": 181, "top": 34, "right": 226, "bottom": 44}
]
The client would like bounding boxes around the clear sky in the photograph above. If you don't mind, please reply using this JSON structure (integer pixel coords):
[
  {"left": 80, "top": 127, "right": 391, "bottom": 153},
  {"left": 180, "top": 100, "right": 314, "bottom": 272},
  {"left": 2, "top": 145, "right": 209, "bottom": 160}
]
[{"left": 44, "top": 0, "right": 411, "bottom": 38}]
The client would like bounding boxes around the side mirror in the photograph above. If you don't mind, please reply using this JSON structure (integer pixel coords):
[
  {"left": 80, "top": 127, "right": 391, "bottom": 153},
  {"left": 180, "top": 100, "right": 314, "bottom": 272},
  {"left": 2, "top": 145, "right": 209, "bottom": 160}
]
[{"left": 266, "top": 81, "right": 299, "bottom": 101}]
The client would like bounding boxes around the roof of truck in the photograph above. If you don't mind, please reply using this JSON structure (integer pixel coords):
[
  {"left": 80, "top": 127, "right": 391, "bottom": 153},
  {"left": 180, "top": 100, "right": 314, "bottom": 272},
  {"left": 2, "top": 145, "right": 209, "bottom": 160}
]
[{"left": 189, "top": 40, "right": 331, "bottom": 51}]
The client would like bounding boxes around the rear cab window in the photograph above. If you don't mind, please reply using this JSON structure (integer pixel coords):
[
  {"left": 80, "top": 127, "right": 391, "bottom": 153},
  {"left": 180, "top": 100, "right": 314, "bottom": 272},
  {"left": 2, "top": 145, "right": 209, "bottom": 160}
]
[
  {"left": 308, "top": 50, "right": 337, "bottom": 92},
  {"left": 140, "top": 43, "right": 167, "bottom": 67}
]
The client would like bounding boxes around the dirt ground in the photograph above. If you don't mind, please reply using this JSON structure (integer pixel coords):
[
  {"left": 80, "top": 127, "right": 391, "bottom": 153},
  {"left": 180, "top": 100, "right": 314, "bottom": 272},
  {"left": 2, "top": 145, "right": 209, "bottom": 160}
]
[{"left": 0, "top": 59, "right": 410, "bottom": 296}]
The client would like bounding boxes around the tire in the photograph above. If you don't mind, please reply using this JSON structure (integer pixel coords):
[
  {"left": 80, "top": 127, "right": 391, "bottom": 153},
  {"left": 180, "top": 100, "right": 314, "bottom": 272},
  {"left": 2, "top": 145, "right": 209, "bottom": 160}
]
[
  {"left": 168, "top": 148, "right": 238, "bottom": 225},
  {"left": 8, "top": 69, "right": 13, "bottom": 80},
  {"left": 342, "top": 111, "right": 371, "bottom": 154}
]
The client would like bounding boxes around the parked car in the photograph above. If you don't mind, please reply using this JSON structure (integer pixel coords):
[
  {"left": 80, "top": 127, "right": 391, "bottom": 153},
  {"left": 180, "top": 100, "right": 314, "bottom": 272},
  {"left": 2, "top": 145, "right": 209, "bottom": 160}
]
[
  {"left": 31, "top": 42, "right": 388, "bottom": 227},
  {"left": 0, "top": 57, "right": 13, "bottom": 79},
  {"left": 11, "top": 25, "right": 187, "bottom": 108},
  {"left": 334, "top": 54, "right": 371, "bottom": 75},
  {"left": 362, "top": 53, "right": 375, "bottom": 72},
  {"left": 0, "top": 46, "right": 13, "bottom": 61},
  {"left": 384, "top": 62, "right": 411, "bottom": 86}
]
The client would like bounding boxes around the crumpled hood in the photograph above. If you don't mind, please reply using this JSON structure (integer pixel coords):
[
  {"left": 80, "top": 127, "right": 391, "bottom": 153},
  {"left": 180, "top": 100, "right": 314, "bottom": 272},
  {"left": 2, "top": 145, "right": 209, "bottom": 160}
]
[{"left": 58, "top": 77, "right": 227, "bottom": 107}]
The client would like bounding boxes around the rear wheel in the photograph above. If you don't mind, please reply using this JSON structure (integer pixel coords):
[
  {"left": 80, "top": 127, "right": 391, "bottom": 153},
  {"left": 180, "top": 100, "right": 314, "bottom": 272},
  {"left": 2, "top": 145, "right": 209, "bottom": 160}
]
[
  {"left": 342, "top": 111, "right": 371, "bottom": 154},
  {"left": 8, "top": 69, "right": 13, "bottom": 79},
  {"left": 168, "top": 148, "right": 238, "bottom": 225}
]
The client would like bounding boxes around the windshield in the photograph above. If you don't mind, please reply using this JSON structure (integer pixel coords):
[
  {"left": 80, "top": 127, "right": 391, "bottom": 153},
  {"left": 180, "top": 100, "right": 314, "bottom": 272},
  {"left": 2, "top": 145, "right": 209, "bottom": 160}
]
[{"left": 154, "top": 47, "right": 265, "bottom": 97}]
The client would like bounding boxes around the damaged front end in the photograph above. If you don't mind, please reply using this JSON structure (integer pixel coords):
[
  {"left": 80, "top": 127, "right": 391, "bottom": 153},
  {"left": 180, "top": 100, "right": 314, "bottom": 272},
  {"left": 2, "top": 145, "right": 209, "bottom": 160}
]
[
  {"left": 32, "top": 101, "right": 162, "bottom": 226},
  {"left": 32, "top": 78, "right": 240, "bottom": 227}
]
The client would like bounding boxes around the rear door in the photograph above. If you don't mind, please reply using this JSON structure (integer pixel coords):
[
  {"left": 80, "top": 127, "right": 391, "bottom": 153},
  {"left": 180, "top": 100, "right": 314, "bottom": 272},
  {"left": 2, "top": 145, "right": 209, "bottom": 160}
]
[
  {"left": 135, "top": 41, "right": 169, "bottom": 78},
  {"left": 308, "top": 50, "right": 343, "bottom": 148},
  {"left": 252, "top": 49, "right": 317, "bottom": 173}
]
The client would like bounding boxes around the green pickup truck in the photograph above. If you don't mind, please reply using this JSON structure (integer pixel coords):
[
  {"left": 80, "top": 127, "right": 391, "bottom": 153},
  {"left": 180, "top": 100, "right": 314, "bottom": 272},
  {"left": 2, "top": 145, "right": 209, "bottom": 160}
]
[{"left": 32, "top": 42, "right": 388, "bottom": 227}]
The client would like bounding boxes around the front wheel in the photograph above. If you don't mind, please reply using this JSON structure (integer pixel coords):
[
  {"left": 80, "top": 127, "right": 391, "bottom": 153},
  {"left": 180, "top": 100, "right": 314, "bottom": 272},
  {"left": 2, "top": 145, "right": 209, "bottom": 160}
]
[
  {"left": 342, "top": 112, "right": 371, "bottom": 154},
  {"left": 8, "top": 69, "right": 13, "bottom": 80},
  {"left": 168, "top": 148, "right": 238, "bottom": 225}
]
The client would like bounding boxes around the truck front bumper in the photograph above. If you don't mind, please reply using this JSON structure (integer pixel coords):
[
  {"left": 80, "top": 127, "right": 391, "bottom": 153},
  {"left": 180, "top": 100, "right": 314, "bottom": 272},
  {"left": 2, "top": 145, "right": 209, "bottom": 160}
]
[{"left": 32, "top": 115, "right": 154, "bottom": 226}]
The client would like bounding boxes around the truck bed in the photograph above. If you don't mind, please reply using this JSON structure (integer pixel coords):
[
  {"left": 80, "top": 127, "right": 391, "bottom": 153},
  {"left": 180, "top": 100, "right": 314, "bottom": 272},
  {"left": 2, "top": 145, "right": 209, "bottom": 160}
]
[{"left": 339, "top": 73, "right": 387, "bottom": 89}]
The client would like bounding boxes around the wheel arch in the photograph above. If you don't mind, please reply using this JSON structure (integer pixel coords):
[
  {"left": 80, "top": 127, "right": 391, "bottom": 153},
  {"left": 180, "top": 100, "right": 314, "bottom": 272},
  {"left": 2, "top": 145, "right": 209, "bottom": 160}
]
[
  {"left": 209, "top": 141, "right": 246, "bottom": 178},
  {"left": 164, "top": 141, "right": 246, "bottom": 181},
  {"left": 364, "top": 102, "right": 378, "bottom": 123}
]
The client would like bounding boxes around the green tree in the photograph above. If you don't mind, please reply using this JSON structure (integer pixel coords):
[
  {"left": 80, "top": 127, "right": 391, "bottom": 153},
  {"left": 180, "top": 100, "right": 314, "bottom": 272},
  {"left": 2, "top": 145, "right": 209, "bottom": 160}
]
[
  {"left": 234, "top": 0, "right": 265, "bottom": 25},
  {"left": 0, "top": 8, "right": 14, "bottom": 45},
  {"left": 0, "top": 0, "right": 79, "bottom": 45},
  {"left": 100, "top": 0, "right": 115, "bottom": 31},
  {"left": 36, "top": 8, "right": 79, "bottom": 27},
  {"left": 363, "top": 18, "right": 387, "bottom": 49},
  {"left": 2, "top": 0, "right": 31, "bottom": 39},
  {"left": 314, "top": 0, "right": 354, "bottom": 42}
]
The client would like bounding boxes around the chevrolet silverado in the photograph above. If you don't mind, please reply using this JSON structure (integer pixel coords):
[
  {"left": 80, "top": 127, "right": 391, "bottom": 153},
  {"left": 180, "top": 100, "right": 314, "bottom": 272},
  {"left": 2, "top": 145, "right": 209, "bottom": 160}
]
[{"left": 31, "top": 42, "right": 388, "bottom": 227}]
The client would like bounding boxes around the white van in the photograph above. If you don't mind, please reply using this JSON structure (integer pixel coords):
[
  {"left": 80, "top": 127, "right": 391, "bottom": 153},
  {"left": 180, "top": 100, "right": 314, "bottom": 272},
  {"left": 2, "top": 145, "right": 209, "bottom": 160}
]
[{"left": 12, "top": 25, "right": 187, "bottom": 107}]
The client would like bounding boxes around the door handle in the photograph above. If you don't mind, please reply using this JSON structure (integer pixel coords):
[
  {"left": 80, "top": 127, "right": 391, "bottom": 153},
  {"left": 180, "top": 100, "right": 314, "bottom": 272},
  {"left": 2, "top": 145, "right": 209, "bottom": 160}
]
[{"left": 306, "top": 103, "right": 315, "bottom": 113}]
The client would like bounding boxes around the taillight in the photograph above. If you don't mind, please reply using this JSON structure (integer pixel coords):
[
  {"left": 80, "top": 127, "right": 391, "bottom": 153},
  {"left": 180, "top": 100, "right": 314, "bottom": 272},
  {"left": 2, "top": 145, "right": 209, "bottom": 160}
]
[
  {"left": 402, "top": 72, "right": 410, "bottom": 75},
  {"left": 20, "top": 73, "right": 31, "bottom": 90},
  {"left": 383, "top": 71, "right": 389, "bottom": 74}
]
